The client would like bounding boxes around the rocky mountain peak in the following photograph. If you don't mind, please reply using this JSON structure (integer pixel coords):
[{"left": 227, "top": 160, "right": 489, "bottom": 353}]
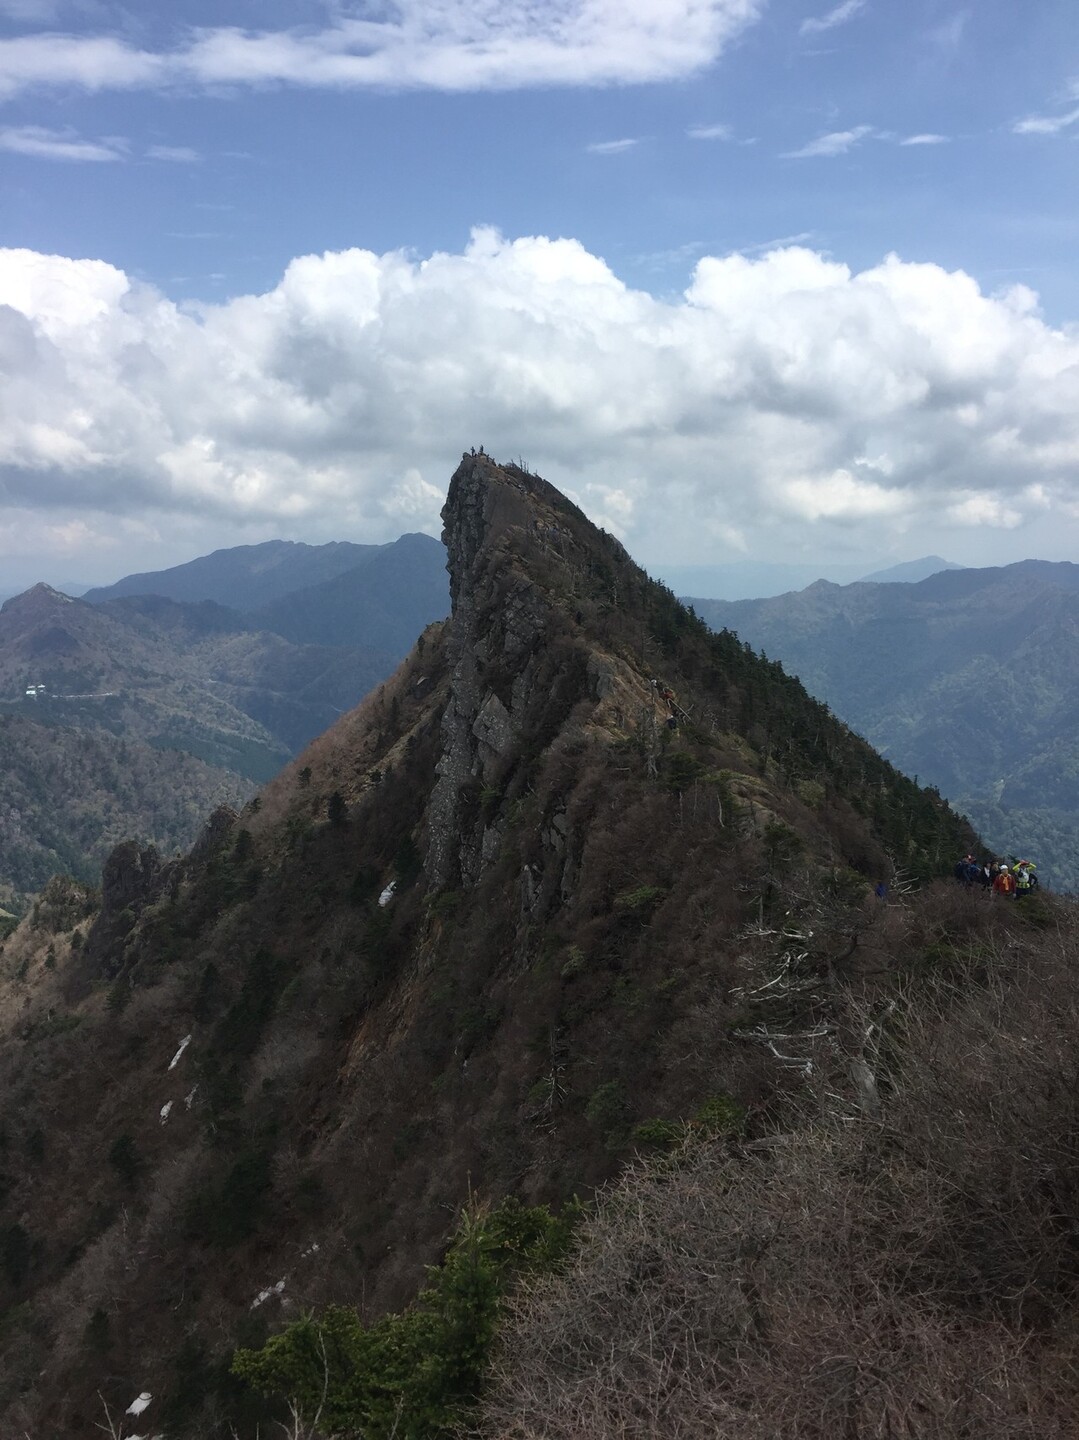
[
  {"left": 0, "top": 580, "right": 76, "bottom": 619},
  {"left": 427, "top": 453, "right": 639, "bottom": 889}
]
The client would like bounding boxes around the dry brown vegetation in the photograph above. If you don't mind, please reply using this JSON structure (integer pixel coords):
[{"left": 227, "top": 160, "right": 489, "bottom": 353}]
[{"left": 479, "top": 888, "right": 1079, "bottom": 1440}]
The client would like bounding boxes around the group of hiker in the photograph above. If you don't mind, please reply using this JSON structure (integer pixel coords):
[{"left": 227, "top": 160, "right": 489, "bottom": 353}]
[
  {"left": 652, "top": 679, "right": 686, "bottom": 729},
  {"left": 955, "top": 854, "right": 1039, "bottom": 897}
]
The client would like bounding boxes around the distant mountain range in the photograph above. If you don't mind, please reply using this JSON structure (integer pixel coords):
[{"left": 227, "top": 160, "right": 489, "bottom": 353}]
[
  {"left": 82, "top": 537, "right": 380, "bottom": 609},
  {"left": 0, "top": 535, "right": 448, "bottom": 904},
  {"left": 655, "top": 554, "right": 961, "bottom": 600},
  {"left": 687, "top": 559, "right": 1079, "bottom": 890}
]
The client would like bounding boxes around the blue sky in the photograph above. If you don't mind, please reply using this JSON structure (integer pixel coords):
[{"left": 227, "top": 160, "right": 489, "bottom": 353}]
[{"left": 2, "top": 0, "right": 1079, "bottom": 589}]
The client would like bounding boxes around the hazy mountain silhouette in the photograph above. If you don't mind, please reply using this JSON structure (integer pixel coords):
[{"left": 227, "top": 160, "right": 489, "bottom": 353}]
[
  {"left": 656, "top": 554, "right": 958, "bottom": 600},
  {"left": 83, "top": 538, "right": 381, "bottom": 610}
]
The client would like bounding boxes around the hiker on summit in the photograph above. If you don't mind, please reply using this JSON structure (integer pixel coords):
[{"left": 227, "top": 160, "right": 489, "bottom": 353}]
[
  {"left": 954, "top": 855, "right": 980, "bottom": 887},
  {"left": 1013, "top": 860, "right": 1038, "bottom": 899},
  {"left": 993, "top": 865, "right": 1016, "bottom": 899}
]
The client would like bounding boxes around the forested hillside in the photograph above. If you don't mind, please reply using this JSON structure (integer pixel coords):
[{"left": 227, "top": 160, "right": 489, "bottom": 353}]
[
  {"left": 0, "top": 553, "right": 443, "bottom": 904},
  {"left": 0, "top": 715, "right": 250, "bottom": 905}
]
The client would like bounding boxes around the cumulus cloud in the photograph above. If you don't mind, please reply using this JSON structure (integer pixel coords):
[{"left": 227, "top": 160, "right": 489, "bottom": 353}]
[
  {"left": 782, "top": 124, "right": 875, "bottom": 157},
  {"left": 0, "top": 1, "right": 763, "bottom": 99},
  {"left": 0, "top": 124, "right": 126, "bottom": 161},
  {"left": 800, "top": 0, "right": 866, "bottom": 37},
  {"left": 2, "top": 232, "right": 1079, "bottom": 573}
]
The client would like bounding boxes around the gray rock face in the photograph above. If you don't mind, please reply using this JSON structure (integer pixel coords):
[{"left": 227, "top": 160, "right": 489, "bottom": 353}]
[
  {"left": 423, "top": 453, "right": 630, "bottom": 901},
  {"left": 188, "top": 804, "right": 238, "bottom": 864},
  {"left": 425, "top": 455, "right": 556, "bottom": 890},
  {"left": 80, "top": 839, "right": 165, "bottom": 984},
  {"left": 100, "top": 839, "right": 162, "bottom": 913}
]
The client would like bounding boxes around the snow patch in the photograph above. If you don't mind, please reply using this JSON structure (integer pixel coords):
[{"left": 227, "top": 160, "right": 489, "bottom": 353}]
[
  {"left": 167, "top": 1033, "right": 192, "bottom": 1070},
  {"left": 184, "top": 1085, "right": 198, "bottom": 1109},
  {"left": 126, "top": 1391, "right": 152, "bottom": 1416},
  {"left": 378, "top": 881, "right": 396, "bottom": 907},
  {"left": 251, "top": 1278, "right": 286, "bottom": 1310},
  {"left": 159, "top": 1101, "right": 173, "bottom": 1125}
]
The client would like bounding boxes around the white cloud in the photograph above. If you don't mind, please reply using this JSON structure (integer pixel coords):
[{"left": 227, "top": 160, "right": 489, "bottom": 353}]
[
  {"left": 783, "top": 469, "right": 908, "bottom": 521},
  {"left": 578, "top": 482, "right": 636, "bottom": 536},
  {"left": 900, "top": 132, "right": 949, "bottom": 145},
  {"left": 947, "top": 494, "right": 1022, "bottom": 529},
  {"left": 1013, "top": 105, "right": 1079, "bottom": 137},
  {"left": 800, "top": 0, "right": 865, "bottom": 36},
  {"left": 586, "top": 137, "right": 640, "bottom": 154},
  {"left": 0, "top": 2, "right": 763, "bottom": 99},
  {"left": 2, "top": 233, "right": 1079, "bottom": 572},
  {"left": 146, "top": 145, "right": 200, "bottom": 163},
  {"left": 741, "top": 230, "right": 816, "bottom": 253},
  {"left": 687, "top": 123, "right": 732, "bottom": 140},
  {"left": 782, "top": 124, "right": 875, "bottom": 158},
  {"left": 0, "top": 34, "right": 166, "bottom": 99},
  {"left": 0, "top": 124, "right": 126, "bottom": 161}
]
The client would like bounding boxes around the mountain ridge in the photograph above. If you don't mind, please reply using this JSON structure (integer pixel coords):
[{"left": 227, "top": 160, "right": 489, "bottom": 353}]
[
  {"left": 82, "top": 538, "right": 380, "bottom": 610},
  {"left": 687, "top": 559, "right": 1079, "bottom": 887},
  {"left": 0, "top": 454, "right": 975, "bottom": 1436}
]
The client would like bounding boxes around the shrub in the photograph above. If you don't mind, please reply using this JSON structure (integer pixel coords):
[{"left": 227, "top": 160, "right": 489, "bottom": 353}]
[
  {"left": 585, "top": 1080, "right": 629, "bottom": 1149},
  {"left": 186, "top": 1143, "right": 275, "bottom": 1248},
  {"left": 630, "top": 1118, "right": 684, "bottom": 1149},
  {"left": 233, "top": 1198, "right": 575, "bottom": 1438},
  {"left": 612, "top": 885, "right": 666, "bottom": 915}
]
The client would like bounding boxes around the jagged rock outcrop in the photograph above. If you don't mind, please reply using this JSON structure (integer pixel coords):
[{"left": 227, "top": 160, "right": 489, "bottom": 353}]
[
  {"left": 79, "top": 838, "right": 166, "bottom": 982},
  {"left": 99, "top": 839, "right": 163, "bottom": 912},
  {"left": 427, "top": 454, "right": 650, "bottom": 892},
  {"left": 429, "top": 456, "right": 559, "bottom": 886}
]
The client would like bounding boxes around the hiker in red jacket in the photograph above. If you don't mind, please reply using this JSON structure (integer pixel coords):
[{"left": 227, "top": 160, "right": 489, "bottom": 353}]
[{"left": 992, "top": 866, "right": 1016, "bottom": 898}]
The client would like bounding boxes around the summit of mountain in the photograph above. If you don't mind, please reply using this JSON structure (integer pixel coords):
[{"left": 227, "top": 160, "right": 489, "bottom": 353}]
[
  {"left": 858, "top": 554, "right": 963, "bottom": 584},
  {"left": 0, "top": 580, "right": 77, "bottom": 616},
  {"left": 0, "top": 454, "right": 975, "bottom": 1436}
]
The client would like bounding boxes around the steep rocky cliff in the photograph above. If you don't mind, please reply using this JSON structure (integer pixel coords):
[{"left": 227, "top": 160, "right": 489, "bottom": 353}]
[{"left": 0, "top": 455, "right": 975, "bottom": 1436}]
